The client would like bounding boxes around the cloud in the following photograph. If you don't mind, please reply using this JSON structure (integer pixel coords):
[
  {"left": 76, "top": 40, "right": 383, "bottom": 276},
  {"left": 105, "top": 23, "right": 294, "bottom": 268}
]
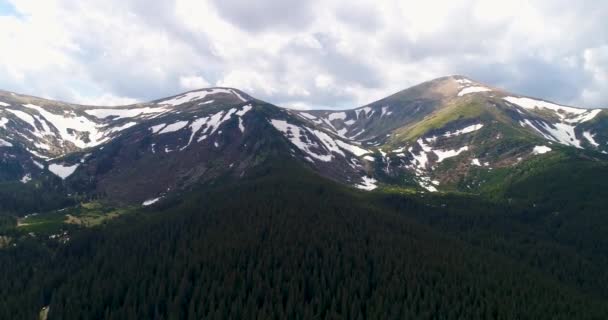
[
  {"left": 207, "top": 0, "right": 316, "bottom": 32},
  {"left": 0, "top": 0, "right": 606, "bottom": 109},
  {"left": 179, "top": 75, "right": 210, "bottom": 90}
]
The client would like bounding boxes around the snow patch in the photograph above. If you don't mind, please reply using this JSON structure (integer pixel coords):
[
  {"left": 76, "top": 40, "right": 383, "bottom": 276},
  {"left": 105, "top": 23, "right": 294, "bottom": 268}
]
[
  {"left": 48, "top": 163, "right": 79, "bottom": 179},
  {"left": 85, "top": 106, "right": 166, "bottom": 119},
  {"left": 149, "top": 123, "right": 166, "bottom": 133},
  {"left": 504, "top": 97, "right": 599, "bottom": 123},
  {"left": 520, "top": 119, "right": 581, "bottom": 148},
  {"left": 158, "top": 88, "right": 245, "bottom": 106},
  {"left": 158, "top": 121, "right": 189, "bottom": 134},
  {"left": 105, "top": 121, "right": 137, "bottom": 134},
  {"left": 381, "top": 106, "right": 392, "bottom": 117},
  {"left": 142, "top": 197, "right": 163, "bottom": 206},
  {"left": 181, "top": 117, "right": 209, "bottom": 150},
  {"left": 235, "top": 104, "right": 253, "bottom": 116},
  {"left": 238, "top": 118, "right": 245, "bottom": 133},
  {"left": 355, "top": 176, "right": 377, "bottom": 191},
  {"left": 583, "top": 131, "right": 600, "bottom": 147},
  {"left": 269, "top": 119, "right": 332, "bottom": 162},
  {"left": 458, "top": 86, "right": 491, "bottom": 96},
  {"left": 299, "top": 112, "right": 317, "bottom": 120},
  {"left": 32, "top": 160, "right": 44, "bottom": 169},
  {"left": 429, "top": 124, "right": 484, "bottom": 141},
  {"left": 23, "top": 104, "right": 108, "bottom": 148},
  {"left": 6, "top": 109, "right": 36, "bottom": 128},
  {"left": 335, "top": 140, "right": 370, "bottom": 156},
  {"left": 532, "top": 145, "right": 552, "bottom": 155},
  {"left": 327, "top": 112, "right": 347, "bottom": 121},
  {"left": 20, "top": 174, "right": 31, "bottom": 183},
  {"left": 0, "top": 138, "right": 12, "bottom": 147},
  {"left": 434, "top": 146, "right": 469, "bottom": 163}
]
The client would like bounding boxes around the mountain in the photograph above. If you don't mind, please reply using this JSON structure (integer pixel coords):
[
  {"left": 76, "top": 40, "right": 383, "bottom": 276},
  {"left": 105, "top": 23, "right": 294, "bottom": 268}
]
[
  {"left": 2, "top": 76, "right": 608, "bottom": 319},
  {"left": 292, "top": 75, "right": 608, "bottom": 193},
  {"left": 1, "top": 75, "right": 606, "bottom": 208}
]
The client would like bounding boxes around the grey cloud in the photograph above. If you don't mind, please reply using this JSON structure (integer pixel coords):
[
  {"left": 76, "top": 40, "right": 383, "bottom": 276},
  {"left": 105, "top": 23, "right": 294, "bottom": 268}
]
[
  {"left": 334, "top": 3, "right": 382, "bottom": 31},
  {"left": 208, "top": 0, "right": 316, "bottom": 32},
  {"left": 1, "top": 0, "right": 608, "bottom": 109}
]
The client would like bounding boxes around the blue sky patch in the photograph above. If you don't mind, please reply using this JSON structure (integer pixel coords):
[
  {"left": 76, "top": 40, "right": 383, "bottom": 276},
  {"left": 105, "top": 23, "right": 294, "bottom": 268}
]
[{"left": 0, "top": 1, "right": 18, "bottom": 17}]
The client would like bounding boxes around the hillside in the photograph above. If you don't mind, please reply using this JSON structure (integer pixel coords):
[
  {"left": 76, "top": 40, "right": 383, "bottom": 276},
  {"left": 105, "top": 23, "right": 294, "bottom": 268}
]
[{"left": 1, "top": 76, "right": 608, "bottom": 319}]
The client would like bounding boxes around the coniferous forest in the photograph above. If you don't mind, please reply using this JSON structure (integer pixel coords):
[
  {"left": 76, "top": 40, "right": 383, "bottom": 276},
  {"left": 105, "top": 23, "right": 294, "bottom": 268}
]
[{"left": 1, "top": 163, "right": 608, "bottom": 319}]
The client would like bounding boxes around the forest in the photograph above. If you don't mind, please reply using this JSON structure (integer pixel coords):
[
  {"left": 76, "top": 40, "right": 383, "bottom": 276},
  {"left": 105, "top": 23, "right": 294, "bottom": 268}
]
[{"left": 1, "top": 162, "right": 607, "bottom": 319}]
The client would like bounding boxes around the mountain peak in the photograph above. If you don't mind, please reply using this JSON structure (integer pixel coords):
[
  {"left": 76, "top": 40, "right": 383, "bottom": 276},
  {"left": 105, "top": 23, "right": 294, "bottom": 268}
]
[{"left": 152, "top": 87, "right": 251, "bottom": 107}]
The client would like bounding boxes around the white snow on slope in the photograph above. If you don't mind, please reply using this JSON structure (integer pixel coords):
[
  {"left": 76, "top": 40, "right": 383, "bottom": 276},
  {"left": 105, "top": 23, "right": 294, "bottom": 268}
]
[
  {"left": 0, "top": 101, "right": 10, "bottom": 107},
  {"left": 542, "top": 122, "right": 581, "bottom": 148},
  {"left": 104, "top": 122, "right": 137, "bottom": 134},
  {"left": 532, "top": 145, "right": 552, "bottom": 155},
  {"left": 149, "top": 123, "right": 166, "bottom": 133},
  {"left": 0, "top": 117, "right": 8, "bottom": 128},
  {"left": 434, "top": 146, "right": 469, "bottom": 162},
  {"left": 356, "top": 176, "right": 377, "bottom": 191},
  {"left": 85, "top": 106, "right": 167, "bottom": 119},
  {"left": 458, "top": 86, "right": 491, "bottom": 96},
  {"left": 428, "top": 124, "right": 484, "bottom": 142},
  {"left": 520, "top": 119, "right": 581, "bottom": 148},
  {"left": 158, "top": 91, "right": 214, "bottom": 106},
  {"left": 298, "top": 112, "right": 316, "bottom": 120},
  {"left": 504, "top": 97, "right": 600, "bottom": 123},
  {"left": 269, "top": 119, "right": 332, "bottom": 162},
  {"left": 23, "top": 104, "right": 108, "bottom": 148},
  {"left": 20, "top": 174, "right": 31, "bottom": 183},
  {"left": 33, "top": 115, "right": 53, "bottom": 135},
  {"left": 355, "top": 107, "right": 373, "bottom": 118},
  {"left": 456, "top": 78, "right": 473, "bottom": 85},
  {"left": 181, "top": 117, "right": 209, "bottom": 149},
  {"left": 471, "top": 158, "right": 482, "bottom": 166},
  {"left": 158, "top": 88, "right": 245, "bottom": 106},
  {"left": 305, "top": 127, "right": 371, "bottom": 157},
  {"left": 306, "top": 128, "right": 344, "bottom": 156},
  {"left": 583, "top": 131, "right": 600, "bottom": 147},
  {"left": 567, "top": 109, "right": 602, "bottom": 123},
  {"left": 235, "top": 104, "right": 253, "bottom": 117},
  {"left": 48, "top": 163, "right": 79, "bottom": 179},
  {"left": 445, "top": 124, "right": 484, "bottom": 137},
  {"left": 32, "top": 160, "right": 44, "bottom": 169},
  {"left": 0, "top": 138, "right": 12, "bottom": 147},
  {"left": 328, "top": 112, "right": 347, "bottom": 121},
  {"left": 199, "top": 111, "right": 225, "bottom": 139},
  {"left": 6, "top": 109, "right": 36, "bottom": 128},
  {"left": 142, "top": 197, "right": 163, "bottom": 206},
  {"left": 381, "top": 106, "right": 392, "bottom": 117},
  {"left": 158, "top": 121, "right": 189, "bottom": 134},
  {"left": 238, "top": 118, "right": 245, "bottom": 133},
  {"left": 231, "top": 89, "right": 248, "bottom": 102},
  {"left": 363, "top": 155, "right": 375, "bottom": 161},
  {"left": 335, "top": 140, "right": 370, "bottom": 156}
]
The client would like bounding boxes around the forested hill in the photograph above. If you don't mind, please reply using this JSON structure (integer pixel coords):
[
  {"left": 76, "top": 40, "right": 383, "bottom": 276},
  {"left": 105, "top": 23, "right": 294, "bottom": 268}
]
[{"left": 1, "top": 161, "right": 607, "bottom": 319}]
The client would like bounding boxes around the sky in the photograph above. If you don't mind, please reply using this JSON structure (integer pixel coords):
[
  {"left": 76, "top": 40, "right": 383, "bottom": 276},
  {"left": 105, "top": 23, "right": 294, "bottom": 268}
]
[{"left": 0, "top": 0, "right": 606, "bottom": 109}]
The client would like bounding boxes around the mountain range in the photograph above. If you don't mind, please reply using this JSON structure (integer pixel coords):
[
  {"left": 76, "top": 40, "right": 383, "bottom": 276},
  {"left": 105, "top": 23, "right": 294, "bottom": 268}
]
[
  {"left": 2, "top": 76, "right": 608, "bottom": 319},
  {"left": 0, "top": 75, "right": 606, "bottom": 206}
]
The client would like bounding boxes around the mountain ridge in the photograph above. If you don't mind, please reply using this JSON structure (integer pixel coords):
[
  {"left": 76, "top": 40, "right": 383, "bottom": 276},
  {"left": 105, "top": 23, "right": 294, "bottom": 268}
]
[{"left": 0, "top": 75, "right": 607, "bottom": 208}]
